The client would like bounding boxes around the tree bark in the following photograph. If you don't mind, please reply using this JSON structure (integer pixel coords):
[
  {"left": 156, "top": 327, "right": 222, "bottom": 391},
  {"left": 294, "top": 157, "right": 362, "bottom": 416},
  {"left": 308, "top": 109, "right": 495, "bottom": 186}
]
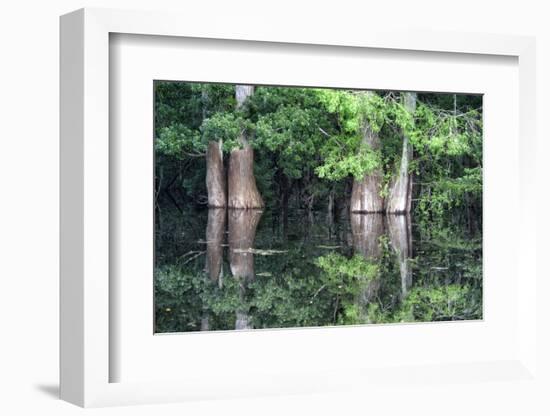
[
  {"left": 202, "top": 208, "right": 227, "bottom": 330},
  {"left": 228, "top": 209, "right": 262, "bottom": 280},
  {"left": 228, "top": 146, "right": 264, "bottom": 209},
  {"left": 206, "top": 140, "right": 226, "bottom": 207},
  {"left": 350, "top": 120, "right": 385, "bottom": 213},
  {"left": 386, "top": 92, "right": 416, "bottom": 214},
  {"left": 228, "top": 85, "right": 264, "bottom": 209},
  {"left": 235, "top": 312, "right": 252, "bottom": 330},
  {"left": 386, "top": 214, "right": 413, "bottom": 296},
  {"left": 350, "top": 213, "right": 385, "bottom": 259},
  {"left": 205, "top": 208, "right": 226, "bottom": 283},
  {"left": 351, "top": 213, "right": 384, "bottom": 305},
  {"left": 228, "top": 209, "right": 263, "bottom": 329}
]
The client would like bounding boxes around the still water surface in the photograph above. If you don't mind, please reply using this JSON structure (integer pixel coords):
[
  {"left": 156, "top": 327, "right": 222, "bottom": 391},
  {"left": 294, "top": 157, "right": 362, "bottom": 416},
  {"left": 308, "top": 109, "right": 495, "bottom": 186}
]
[{"left": 155, "top": 208, "right": 482, "bottom": 333}]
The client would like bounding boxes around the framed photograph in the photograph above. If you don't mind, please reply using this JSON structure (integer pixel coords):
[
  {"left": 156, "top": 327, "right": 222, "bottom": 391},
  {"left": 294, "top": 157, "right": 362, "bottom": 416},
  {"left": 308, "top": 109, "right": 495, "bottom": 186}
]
[
  {"left": 151, "top": 81, "right": 483, "bottom": 335},
  {"left": 60, "top": 8, "right": 539, "bottom": 408}
]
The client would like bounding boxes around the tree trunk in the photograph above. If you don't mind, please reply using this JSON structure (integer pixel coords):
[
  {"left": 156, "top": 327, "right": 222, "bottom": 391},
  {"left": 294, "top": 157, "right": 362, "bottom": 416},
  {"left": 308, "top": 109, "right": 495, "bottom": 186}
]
[
  {"left": 386, "top": 92, "right": 416, "bottom": 214},
  {"left": 386, "top": 214, "right": 413, "bottom": 296},
  {"left": 228, "top": 146, "right": 264, "bottom": 209},
  {"left": 228, "top": 85, "right": 264, "bottom": 209},
  {"left": 202, "top": 207, "right": 227, "bottom": 330},
  {"left": 206, "top": 140, "right": 226, "bottom": 207},
  {"left": 228, "top": 209, "right": 262, "bottom": 329},
  {"left": 351, "top": 111, "right": 384, "bottom": 213},
  {"left": 350, "top": 213, "right": 385, "bottom": 259},
  {"left": 205, "top": 208, "right": 226, "bottom": 283},
  {"left": 228, "top": 209, "right": 262, "bottom": 280},
  {"left": 235, "top": 312, "right": 252, "bottom": 330},
  {"left": 351, "top": 213, "right": 384, "bottom": 305}
]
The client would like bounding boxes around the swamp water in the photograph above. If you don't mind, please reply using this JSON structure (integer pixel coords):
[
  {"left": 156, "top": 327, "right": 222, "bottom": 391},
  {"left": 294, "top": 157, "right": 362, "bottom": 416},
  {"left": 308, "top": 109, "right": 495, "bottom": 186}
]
[{"left": 155, "top": 208, "right": 482, "bottom": 333}]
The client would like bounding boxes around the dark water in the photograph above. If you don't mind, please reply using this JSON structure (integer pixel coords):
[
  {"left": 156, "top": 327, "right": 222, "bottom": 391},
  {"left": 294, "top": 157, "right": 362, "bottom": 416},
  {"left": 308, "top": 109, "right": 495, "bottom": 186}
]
[{"left": 154, "top": 207, "right": 482, "bottom": 333}]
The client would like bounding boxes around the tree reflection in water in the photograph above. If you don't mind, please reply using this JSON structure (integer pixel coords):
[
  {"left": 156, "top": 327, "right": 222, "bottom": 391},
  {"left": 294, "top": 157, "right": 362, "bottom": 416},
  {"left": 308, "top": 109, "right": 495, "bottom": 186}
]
[
  {"left": 205, "top": 208, "right": 226, "bottom": 284},
  {"left": 350, "top": 213, "right": 384, "bottom": 307},
  {"left": 155, "top": 207, "right": 482, "bottom": 333},
  {"left": 228, "top": 209, "right": 263, "bottom": 330},
  {"left": 386, "top": 214, "right": 413, "bottom": 297}
]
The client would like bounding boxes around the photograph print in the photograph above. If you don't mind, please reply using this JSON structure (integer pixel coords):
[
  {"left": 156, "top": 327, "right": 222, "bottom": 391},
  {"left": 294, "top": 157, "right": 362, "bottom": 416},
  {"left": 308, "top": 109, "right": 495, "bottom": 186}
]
[{"left": 154, "top": 82, "right": 483, "bottom": 333}]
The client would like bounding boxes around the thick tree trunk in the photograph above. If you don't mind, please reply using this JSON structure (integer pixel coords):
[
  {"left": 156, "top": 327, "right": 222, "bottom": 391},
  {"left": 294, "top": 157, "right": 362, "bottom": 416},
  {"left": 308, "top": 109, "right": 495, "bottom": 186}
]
[
  {"left": 228, "top": 146, "right": 264, "bottom": 209},
  {"left": 351, "top": 213, "right": 384, "bottom": 305},
  {"left": 206, "top": 140, "right": 226, "bottom": 207},
  {"left": 235, "top": 312, "right": 252, "bottom": 330},
  {"left": 202, "top": 207, "right": 226, "bottom": 331},
  {"left": 205, "top": 208, "right": 226, "bottom": 283},
  {"left": 350, "top": 213, "right": 385, "bottom": 259},
  {"left": 386, "top": 214, "right": 413, "bottom": 296},
  {"left": 228, "top": 85, "right": 264, "bottom": 209},
  {"left": 228, "top": 209, "right": 263, "bottom": 329},
  {"left": 228, "top": 209, "right": 262, "bottom": 280},
  {"left": 386, "top": 92, "right": 416, "bottom": 214},
  {"left": 350, "top": 214, "right": 380, "bottom": 326},
  {"left": 351, "top": 116, "right": 384, "bottom": 213},
  {"left": 235, "top": 84, "right": 254, "bottom": 107}
]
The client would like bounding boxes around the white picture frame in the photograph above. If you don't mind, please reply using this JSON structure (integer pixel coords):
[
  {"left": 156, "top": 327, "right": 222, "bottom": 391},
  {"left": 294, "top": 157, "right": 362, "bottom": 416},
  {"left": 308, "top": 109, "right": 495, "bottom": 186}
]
[{"left": 60, "top": 7, "right": 539, "bottom": 408}]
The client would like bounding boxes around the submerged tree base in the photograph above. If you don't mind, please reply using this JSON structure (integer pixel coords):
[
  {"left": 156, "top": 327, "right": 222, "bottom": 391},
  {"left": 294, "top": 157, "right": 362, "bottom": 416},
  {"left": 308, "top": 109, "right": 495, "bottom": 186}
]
[
  {"left": 350, "top": 174, "right": 385, "bottom": 213},
  {"left": 206, "top": 141, "right": 226, "bottom": 208},
  {"left": 228, "top": 146, "right": 264, "bottom": 209}
]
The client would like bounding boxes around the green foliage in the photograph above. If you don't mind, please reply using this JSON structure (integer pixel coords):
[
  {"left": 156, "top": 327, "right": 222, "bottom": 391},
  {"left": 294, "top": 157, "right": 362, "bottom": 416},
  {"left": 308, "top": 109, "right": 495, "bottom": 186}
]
[
  {"left": 316, "top": 252, "right": 378, "bottom": 290},
  {"left": 200, "top": 112, "right": 247, "bottom": 152},
  {"left": 368, "top": 284, "right": 481, "bottom": 323},
  {"left": 412, "top": 104, "right": 482, "bottom": 160},
  {"left": 406, "top": 98, "right": 483, "bottom": 224},
  {"left": 154, "top": 266, "right": 206, "bottom": 332},
  {"left": 314, "top": 90, "right": 387, "bottom": 181},
  {"left": 315, "top": 140, "right": 381, "bottom": 180},
  {"left": 155, "top": 206, "right": 483, "bottom": 332},
  {"left": 153, "top": 83, "right": 483, "bottom": 332},
  {"left": 316, "top": 89, "right": 386, "bottom": 133},
  {"left": 156, "top": 123, "right": 203, "bottom": 157},
  {"left": 154, "top": 82, "right": 482, "bottom": 221},
  {"left": 316, "top": 89, "right": 362, "bottom": 133},
  {"left": 417, "top": 166, "right": 482, "bottom": 218},
  {"left": 254, "top": 103, "right": 325, "bottom": 179}
]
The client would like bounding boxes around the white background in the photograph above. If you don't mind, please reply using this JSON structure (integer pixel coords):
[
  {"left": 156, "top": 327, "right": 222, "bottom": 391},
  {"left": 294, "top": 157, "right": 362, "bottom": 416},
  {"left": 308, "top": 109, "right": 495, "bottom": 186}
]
[{"left": 1, "top": 0, "right": 548, "bottom": 415}]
